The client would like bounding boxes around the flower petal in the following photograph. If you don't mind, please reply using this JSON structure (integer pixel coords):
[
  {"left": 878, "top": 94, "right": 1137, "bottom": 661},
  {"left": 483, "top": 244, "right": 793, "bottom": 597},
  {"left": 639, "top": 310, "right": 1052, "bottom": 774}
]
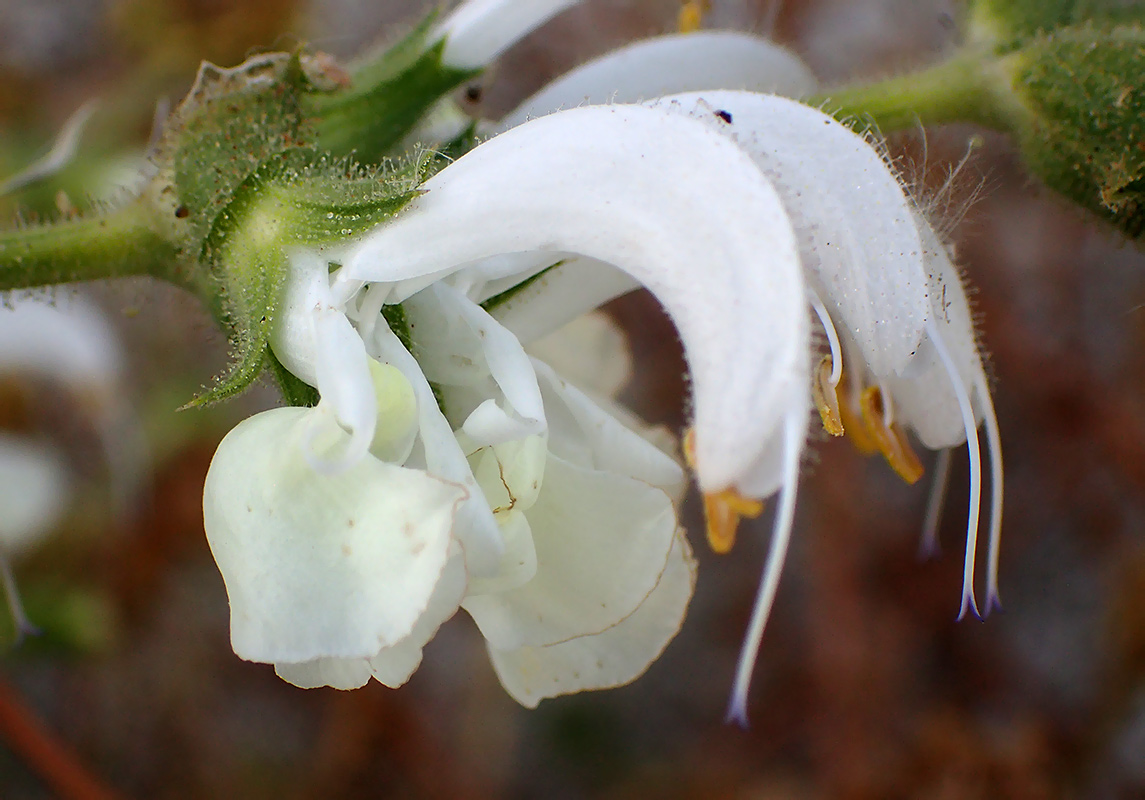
[
  {"left": 272, "top": 252, "right": 379, "bottom": 470},
  {"left": 369, "top": 552, "right": 469, "bottom": 687},
  {"left": 367, "top": 322, "right": 506, "bottom": 577},
  {"left": 342, "top": 103, "right": 808, "bottom": 493},
  {"left": 0, "top": 433, "right": 68, "bottom": 552},
  {"left": 649, "top": 90, "right": 928, "bottom": 379},
  {"left": 274, "top": 658, "right": 372, "bottom": 690},
  {"left": 203, "top": 406, "right": 466, "bottom": 664},
  {"left": 406, "top": 283, "right": 545, "bottom": 444},
  {"left": 487, "top": 530, "right": 695, "bottom": 708},
  {"left": 533, "top": 359, "right": 683, "bottom": 494},
  {"left": 462, "top": 452, "right": 677, "bottom": 650},
  {"left": 486, "top": 257, "right": 640, "bottom": 344},
  {"left": 434, "top": 0, "right": 582, "bottom": 69},
  {"left": 498, "top": 31, "right": 816, "bottom": 130},
  {"left": 526, "top": 310, "right": 632, "bottom": 398}
]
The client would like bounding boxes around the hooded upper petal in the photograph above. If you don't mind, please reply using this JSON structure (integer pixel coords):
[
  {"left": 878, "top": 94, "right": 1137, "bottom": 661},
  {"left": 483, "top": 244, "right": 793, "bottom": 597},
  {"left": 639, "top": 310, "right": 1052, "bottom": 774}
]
[
  {"left": 341, "top": 103, "right": 808, "bottom": 495},
  {"left": 648, "top": 90, "right": 928, "bottom": 379}
]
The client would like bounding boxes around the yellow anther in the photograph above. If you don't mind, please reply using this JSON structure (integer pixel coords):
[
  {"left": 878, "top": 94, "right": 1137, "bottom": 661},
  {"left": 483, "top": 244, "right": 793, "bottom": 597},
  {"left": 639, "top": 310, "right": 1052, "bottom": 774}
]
[
  {"left": 703, "top": 488, "right": 764, "bottom": 554},
  {"left": 677, "top": 0, "right": 709, "bottom": 33},
  {"left": 812, "top": 354, "right": 844, "bottom": 436},
  {"left": 682, "top": 428, "right": 764, "bottom": 554},
  {"left": 837, "top": 371, "right": 879, "bottom": 455},
  {"left": 858, "top": 385, "right": 925, "bottom": 485}
]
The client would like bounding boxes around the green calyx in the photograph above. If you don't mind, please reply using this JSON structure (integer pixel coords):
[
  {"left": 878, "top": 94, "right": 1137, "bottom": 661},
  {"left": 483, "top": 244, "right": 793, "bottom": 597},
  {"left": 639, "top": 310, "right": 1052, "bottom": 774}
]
[
  {"left": 2, "top": 8, "right": 479, "bottom": 410},
  {"left": 303, "top": 13, "right": 479, "bottom": 164},
  {"left": 187, "top": 150, "right": 429, "bottom": 407},
  {"left": 999, "top": 22, "right": 1145, "bottom": 239},
  {"left": 968, "top": 0, "right": 1145, "bottom": 50},
  {"left": 820, "top": 13, "right": 1144, "bottom": 241}
]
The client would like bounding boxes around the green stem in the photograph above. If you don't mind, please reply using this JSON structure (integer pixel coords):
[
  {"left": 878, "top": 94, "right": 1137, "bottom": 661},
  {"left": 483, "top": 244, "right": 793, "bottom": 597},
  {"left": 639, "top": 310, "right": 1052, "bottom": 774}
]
[
  {"left": 811, "top": 50, "right": 1024, "bottom": 135},
  {"left": 0, "top": 201, "right": 182, "bottom": 292}
]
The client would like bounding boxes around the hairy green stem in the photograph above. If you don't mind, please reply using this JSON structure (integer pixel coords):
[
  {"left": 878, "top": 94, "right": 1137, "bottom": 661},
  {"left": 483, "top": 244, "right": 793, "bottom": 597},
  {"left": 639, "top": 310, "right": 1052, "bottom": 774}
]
[
  {"left": 0, "top": 201, "right": 183, "bottom": 293},
  {"left": 811, "top": 50, "right": 1024, "bottom": 135}
]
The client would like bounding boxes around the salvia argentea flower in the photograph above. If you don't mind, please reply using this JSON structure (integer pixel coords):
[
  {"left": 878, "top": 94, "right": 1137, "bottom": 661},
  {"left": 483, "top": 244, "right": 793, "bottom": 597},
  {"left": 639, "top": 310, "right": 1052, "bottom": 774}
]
[
  {"left": 204, "top": 85, "right": 1005, "bottom": 721},
  {"left": 203, "top": 101, "right": 809, "bottom": 707}
]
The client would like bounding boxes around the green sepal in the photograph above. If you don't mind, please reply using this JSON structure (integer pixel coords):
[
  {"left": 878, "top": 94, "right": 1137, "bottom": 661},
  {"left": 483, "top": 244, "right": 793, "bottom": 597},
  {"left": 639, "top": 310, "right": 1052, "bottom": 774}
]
[
  {"left": 304, "top": 12, "right": 479, "bottom": 163},
  {"left": 149, "top": 51, "right": 317, "bottom": 267},
  {"left": 968, "top": 0, "right": 1145, "bottom": 50},
  {"left": 189, "top": 149, "right": 429, "bottom": 405},
  {"left": 1001, "top": 23, "right": 1145, "bottom": 238}
]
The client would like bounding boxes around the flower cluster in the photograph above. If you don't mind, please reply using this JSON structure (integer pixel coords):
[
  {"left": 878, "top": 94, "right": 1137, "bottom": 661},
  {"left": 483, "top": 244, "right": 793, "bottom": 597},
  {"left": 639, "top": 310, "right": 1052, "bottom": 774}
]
[{"left": 203, "top": 0, "right": 1003, "bottom": 720}]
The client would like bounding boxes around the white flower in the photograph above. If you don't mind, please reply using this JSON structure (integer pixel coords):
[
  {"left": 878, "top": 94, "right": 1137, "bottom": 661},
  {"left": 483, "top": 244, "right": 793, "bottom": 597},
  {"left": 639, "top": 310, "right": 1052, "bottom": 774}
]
[
  {"left": 0, "top": 292, "right": 137, "bottom": 638},
  {"left": 434, "top": 0, "right": 584, "bottom": 70},
  {"left": 496, "top": 30, "right": 816, "bottom": 130},
  {"left": 203, "top": 101, "right": 809, "bottom": 707}
]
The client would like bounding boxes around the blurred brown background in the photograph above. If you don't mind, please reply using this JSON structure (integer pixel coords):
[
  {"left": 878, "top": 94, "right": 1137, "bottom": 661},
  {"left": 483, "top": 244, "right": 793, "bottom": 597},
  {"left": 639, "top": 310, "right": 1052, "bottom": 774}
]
[{"left": 2, "top": 0, "right": 1144, "bottom": 797}]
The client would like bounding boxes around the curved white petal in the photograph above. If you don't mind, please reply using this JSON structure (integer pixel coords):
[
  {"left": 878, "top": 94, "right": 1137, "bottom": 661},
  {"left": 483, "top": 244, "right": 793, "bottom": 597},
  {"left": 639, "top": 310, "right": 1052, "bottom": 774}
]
[
  {"left": 367, "top": 322, "right": 506, "bottom": 577},
  {"left": 0, "top": 433, "right": 68, "bottom": 552},
  {"left": 203, "top": 406, "right": 466, "bottom": 664},
  {"left": 271, "top": 252, "right": 379, "bottom": 470},
  {"left": 649, "top": 90, "right": 928, "bottom": 379},
  {"left": 434, "top": 0, "right": 582, "bottom": 69},
  {"left": 498, "top": 31, "right": 817, "bottom": 130},
  {"left": 462, "top": 453, "right": 677, "bottom": 650},
  {"left": 533, "top": 359, "right": 683, "bottom": 494},
  {"left": 342, "top": 103, "right": 808, "bottom": 494},
  {"left": 406, "top": 283, "right": 545, "bottom": 445},
  {"left": 275, "top": 657, "right": 372, "bottom": 690},
  {"left": 488, "top": 530, "right": 695, "bottom": 708},
  {"left": 487, "top": 257, "right": 640, "bottom": 344},
  {"left": 526, "top": 310, "right": 632, "bottom": 398}
]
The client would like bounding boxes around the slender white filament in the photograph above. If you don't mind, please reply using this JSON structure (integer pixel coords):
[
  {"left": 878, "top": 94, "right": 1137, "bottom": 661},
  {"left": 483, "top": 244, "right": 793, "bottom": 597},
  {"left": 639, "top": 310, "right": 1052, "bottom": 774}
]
[
  {"left": 808, "top": 288, "right": 842, "bottom": 387},
  {"left": 926, "top": 317, "right": 982, "bottom": 620},
  {"left": 920, "top": 447, "right": 952, "bottom": 559},
  {"left": 725, "top": 406, "right": 804, "bottom": 727},
  {"left": 979, "top": 382, "right": 1005, "bottom": 614}
]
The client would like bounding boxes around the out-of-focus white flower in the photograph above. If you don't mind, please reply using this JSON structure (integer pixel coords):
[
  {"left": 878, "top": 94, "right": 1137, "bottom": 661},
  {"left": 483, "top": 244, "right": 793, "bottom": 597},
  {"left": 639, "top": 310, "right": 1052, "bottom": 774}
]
[
  {"left": 434, "top": 0, "right": 584, "bottom": 70},
  {"left": 497, "top": 31, "right": 816, "bottom": 130},
  {"left": 0, "top": 292, "right": 139, "bottom": 638}
]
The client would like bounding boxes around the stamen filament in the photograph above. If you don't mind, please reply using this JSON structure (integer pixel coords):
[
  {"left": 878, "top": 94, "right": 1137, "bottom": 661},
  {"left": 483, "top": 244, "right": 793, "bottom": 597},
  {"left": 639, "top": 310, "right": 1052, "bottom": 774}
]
[
  {"left": 920, "top": 448, "right": 952, "bottom": 559},
  {"left": 726, "top": 409, "right": 803, "bottom": 727},
  {"left": 926, "top": 318, "right": 982, "bottom": 621},
  {"left": 979, "top": 380, "right": 1004, "bottom": 615},
  {"left": 809, "top": 292, "right": 844, "bottom": 435},
  {"left": 1, "top": 555, "right": 40, "bottom": 644}
]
